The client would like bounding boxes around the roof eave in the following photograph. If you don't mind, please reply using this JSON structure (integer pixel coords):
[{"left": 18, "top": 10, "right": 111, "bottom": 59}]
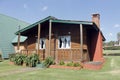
[
  {"left": 52, "top": 19, "right": 93, "bottom": 25},
  {"left": 100, "top": 31, "right": 106, "bottom": 41},
  {"left": 15, "top": 16, "right": 56, "bottom": 35}
]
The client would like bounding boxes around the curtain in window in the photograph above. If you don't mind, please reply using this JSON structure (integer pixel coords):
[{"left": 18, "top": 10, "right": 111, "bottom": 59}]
[
  {"left": 65, "top": 36, "right": 70, "bottom": 48},
  {"left": 40, "top": 38, "right": 45, "bottom": 49},
  {"left": 58, "top": 36, "right": 71, "bottom": 49},
  {"left": 36, "top": 38, "right": 45, "bottom": 49},
  {"left": 61, "top": 37, "right": 65, "bottom": 48}
]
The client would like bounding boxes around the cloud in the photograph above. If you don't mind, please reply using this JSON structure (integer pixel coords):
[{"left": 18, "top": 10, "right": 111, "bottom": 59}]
[
  {"left": 109, "top": 33, "right": 113, "bottom": 36},
  {"left": 23, "top": 4, "right": 28, "bottom": 9},
  {"left": 100, "top": 27, "right": 104, "bottom": 30},
  {"left": 42, "top": 6, "right": 48, "bottom": 11},
  {"left": 114, "top": 24, "right": 120, "bottom": 28}
]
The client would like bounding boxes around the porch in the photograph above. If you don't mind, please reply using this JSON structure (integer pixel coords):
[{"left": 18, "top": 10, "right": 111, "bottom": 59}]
[{"left": 20, "top": 48, "right": 89, "bottom": 63}]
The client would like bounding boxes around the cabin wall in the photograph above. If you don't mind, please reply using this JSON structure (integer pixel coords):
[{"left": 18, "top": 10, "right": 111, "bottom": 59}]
[
  {"left": 27, "top": 35, "right": 36, "bottom": 49},
  {"left": 52, "top": 23, "right": 81, "bottom": 49},
  {"left": 52, "top": 23, "right": 89, "bottom": 61},
  {"left": 87, "top": 29, "right": 101, "bottom": 61},
  {"left": 21, "top": 23, "right": 90, "bottom": 61},
  {"left": 26, "top": 25, "right": 49, "bottom": 50},
  {"left": 24, "top": 24, "right": 83, "bottom": 50},
  {"left": 13, "top": 43, "right": 26, "bottom": 53}
]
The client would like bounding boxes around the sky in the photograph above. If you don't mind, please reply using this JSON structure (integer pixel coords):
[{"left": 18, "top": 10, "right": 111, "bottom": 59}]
[{"left": 0, "top": 0, "right": 120, "bottom": 42}]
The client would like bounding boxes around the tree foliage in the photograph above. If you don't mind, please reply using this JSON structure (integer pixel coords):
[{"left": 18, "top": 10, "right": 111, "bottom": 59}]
[
  {"left": 117, "top": 32, "right": 120, "bottom": 41},
  {"left": 103, "top": 41, "right": 115, "bottom": 47}
]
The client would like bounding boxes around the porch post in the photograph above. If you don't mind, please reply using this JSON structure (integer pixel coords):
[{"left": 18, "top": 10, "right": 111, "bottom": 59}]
[
  {"left": 17, "top": 25, "right": 21, "bottom": 53},
  {"left": 80, "top": 24, "right": 83, "bottom": 61},
  {"left": 37, "top": 24, "right": 41, "bottom": 54},
  {"left": 17, "top": 33, "right": 20, "bottom": 52},
  {"left": 48, "top": 20, "right": 52, "bottom": 57}
]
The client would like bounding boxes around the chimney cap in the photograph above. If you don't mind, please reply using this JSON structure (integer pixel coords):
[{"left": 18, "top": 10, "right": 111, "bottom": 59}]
[
  {"left": 92, "top": 13, "right": 100, "bottom": 17},
  {"left": 92, "top": 13, "right": 100, "bottom": 28},
  {"left": 92, "top": 13, "right": 100, "bottom": 15}
]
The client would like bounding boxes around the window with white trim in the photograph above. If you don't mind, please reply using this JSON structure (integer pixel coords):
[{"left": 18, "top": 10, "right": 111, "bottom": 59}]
[
  {"left": 58, "top": 36, "right": 71, "bottom": 49},
  {"left": 36, "top": 38, "right": 46, "bottom": 49}
]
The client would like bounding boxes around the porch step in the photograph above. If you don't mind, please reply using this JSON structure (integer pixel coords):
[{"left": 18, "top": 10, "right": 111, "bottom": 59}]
[{"left": 82, "top": 61, "right": 104, "bottom": 70}]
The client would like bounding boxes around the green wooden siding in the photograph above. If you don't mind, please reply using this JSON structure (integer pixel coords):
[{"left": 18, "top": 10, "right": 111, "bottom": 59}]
[{"left": 0, "top": 14, "right": 30, "bottom": 58}]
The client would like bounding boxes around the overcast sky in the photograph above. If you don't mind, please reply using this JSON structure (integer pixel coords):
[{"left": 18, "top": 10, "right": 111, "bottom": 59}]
[{"left": 0, "top": 0, "right": 120, "bottom": 42}]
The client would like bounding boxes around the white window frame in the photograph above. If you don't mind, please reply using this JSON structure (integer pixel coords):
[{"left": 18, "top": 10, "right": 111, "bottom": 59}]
[
  {"left": 58, "top": 35, "right": 71, "bottom": 49},
  {"left": 36, "top": 38, "right": 46, "bottom": 50}
]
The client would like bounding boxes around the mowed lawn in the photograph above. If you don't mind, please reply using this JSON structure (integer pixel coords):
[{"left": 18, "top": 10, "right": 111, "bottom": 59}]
[
  {"left": 0, "top": 56, "right": 120, "bottom": 80},
  {"left": 103, "top": 50, "right": 120, "bottom": 55}
]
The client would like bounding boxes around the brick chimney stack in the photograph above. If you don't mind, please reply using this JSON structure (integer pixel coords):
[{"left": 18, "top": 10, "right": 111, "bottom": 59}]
[
  {"left": 91, "top": 13, "right": 104, "bottom": 62},
  {"left": 92, "top": 14, "right": 100, "bottom": 28}
]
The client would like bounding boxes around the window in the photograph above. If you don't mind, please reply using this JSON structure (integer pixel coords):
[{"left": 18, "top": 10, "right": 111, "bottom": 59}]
[
  {"left": 58, "top": 36, "right": 71, "bottom": 49},
  {"left": 36, "top": 38, "right": 45, "bottom": 49}
]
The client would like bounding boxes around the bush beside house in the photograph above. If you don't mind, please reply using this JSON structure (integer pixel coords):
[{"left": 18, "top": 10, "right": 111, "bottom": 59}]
[
  {"left": 9, "top": 53, "right": 40, "bottom": 67},
  {"left": 9, "top": 53, "right": 82, "bottom": 70},
  {"left": 0, "top": 53, "right": 2, "bottom": 61}
]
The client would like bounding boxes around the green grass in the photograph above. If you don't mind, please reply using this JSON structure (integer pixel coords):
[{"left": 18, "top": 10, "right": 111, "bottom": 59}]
[
  {"left": 0, "top": 57, "right": 120, "bottom": 80},
  {"left": 103, "top": 50, "right": 120, "bottom": 54},
  {"left": 0, "top": 60, "right": 23, "bottom": 73}
]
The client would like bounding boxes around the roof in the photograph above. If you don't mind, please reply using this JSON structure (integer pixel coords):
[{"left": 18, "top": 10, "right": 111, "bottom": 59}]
[
  {"left": 0, "top": 14, "right": 30, "bottom": 58},
  {"left": 12, "top": 36, "right": 27, "bottom": 43},
  {"left": 15, "top": 16, "right": 105, "bottom": 41},
  {"left": 15, "top": 16, "right": 93, "bottom": 35}
]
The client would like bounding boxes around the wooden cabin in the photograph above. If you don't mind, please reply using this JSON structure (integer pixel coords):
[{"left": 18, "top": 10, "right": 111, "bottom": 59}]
[{"left": 14, "top": 14, "right": 105, "bottom": 63}]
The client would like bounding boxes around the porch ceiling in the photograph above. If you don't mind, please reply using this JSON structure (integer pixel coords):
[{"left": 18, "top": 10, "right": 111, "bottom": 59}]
[
  {"left": 15, "top": 16, "right": 105, "bottom": 41},
  {"left": 15, "top": 16, "right": 94, "bottom": 35}
]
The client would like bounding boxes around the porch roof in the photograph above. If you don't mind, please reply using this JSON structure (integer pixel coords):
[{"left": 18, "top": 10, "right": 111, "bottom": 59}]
[
  {"left": 15, "top": 16, "right": 93, "bottom": 35},
  {"left": 12, "top": 36, "right": 27, "bottom": 43},
  {"left": 15, "top": 16, "right": 105, "bottom": 41}
]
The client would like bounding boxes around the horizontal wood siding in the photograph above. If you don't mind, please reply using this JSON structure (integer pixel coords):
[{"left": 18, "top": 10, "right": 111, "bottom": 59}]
[
  {"left": 27, "top": 35, "right": 36, "bottom": 49},
  {"left": 52, "top": 23, "right": 89, "bottom": 61},
  {"left": 19, "top": 22, "right": 90, "bottom": 62}
]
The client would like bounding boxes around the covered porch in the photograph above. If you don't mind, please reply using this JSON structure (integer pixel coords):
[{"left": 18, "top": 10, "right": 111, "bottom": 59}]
[{"left": 15, "top": 16, "right": 103, "bottom": 63}]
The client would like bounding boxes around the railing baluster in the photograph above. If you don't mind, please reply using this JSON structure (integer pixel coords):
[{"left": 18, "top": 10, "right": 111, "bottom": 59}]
[
  {"left": 56, "top": 48, "right": 80, "bottom": 61},
  {"left": 20, "top": 48, "right": 81, "bottom": 62}
]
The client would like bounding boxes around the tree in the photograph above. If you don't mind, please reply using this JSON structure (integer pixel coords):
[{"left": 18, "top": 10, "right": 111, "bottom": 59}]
[
  {"left": 108, "top": 41, "right": 115, "bottom": 46},
  {"left": 117, "top": 32, "right": 120, "bottom": 45}
]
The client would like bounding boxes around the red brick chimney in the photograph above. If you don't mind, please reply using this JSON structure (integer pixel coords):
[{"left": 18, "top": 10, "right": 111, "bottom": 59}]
[
  {"left": 91, "top": 13, "right": 104, "bottom": 62},
  {"left": 92, "top": 14, "right": 100, "bottom": 28}
]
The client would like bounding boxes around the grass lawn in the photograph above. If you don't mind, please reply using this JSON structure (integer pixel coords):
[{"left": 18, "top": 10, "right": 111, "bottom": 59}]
[
  {"left": 103, "top": 50, "right": 120, "bottom": 55},
  {"left": 0, "top": 56, "right": 120, "bottom": 80}
]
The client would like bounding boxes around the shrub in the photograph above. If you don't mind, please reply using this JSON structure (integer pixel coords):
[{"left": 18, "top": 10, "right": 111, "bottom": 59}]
[
  {"left": 9, "top": 53, "right": 40, "bottom": 67},
  {"left": 24, "top": 55, "right": 31, "bottom": 66},
  {"left": 66, "top": 62, "right": 81, "bottom": 67},
  {"left": 43, "top": 56, "right": 54, "bottom": 68},
  {"left": 73, "top": 62, "right": 80, "bottom": 67},
  {"left": 9, "top": 53, "right": 16, "bottom": 62},
  {"left": 14, "top": 54, "right": 26, "bottom": 65},
  {"left": 24, "top": 53, "right": 40, "bottom": 67},
  {"left": 0, "top": 53, "right": 2, "bottom": 61},
  {"left": 66, "top": 61, "right": 74, "bottom": 66},
  {"left": 59, "top": 60, "right": 65, "bottom": 65}
]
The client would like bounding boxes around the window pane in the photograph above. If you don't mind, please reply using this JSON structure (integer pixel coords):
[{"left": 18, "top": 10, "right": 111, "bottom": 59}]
[
  {"left": 40, "top": 38, "right": 45, "bottom": 49},
  {"left": 36, "top": 38, "right": 45, "bottom": 49},
  {"left": 58, "top": 36, "right": 71, "bottom": 49}
]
